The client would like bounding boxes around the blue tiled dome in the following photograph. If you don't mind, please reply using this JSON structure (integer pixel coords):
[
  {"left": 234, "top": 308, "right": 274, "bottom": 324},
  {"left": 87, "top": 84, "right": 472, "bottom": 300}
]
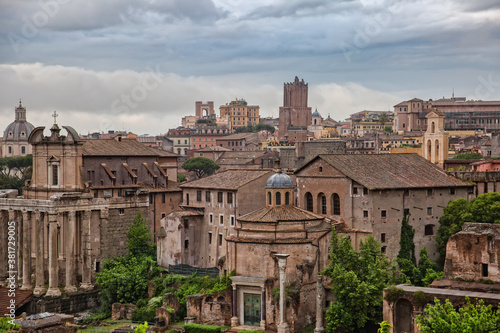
[
  {"left": 266, "top": 172, "right": 294, "bottom": 188},
  {"left": 312, "top": 108, "right": 321, "bottom": 118},
  {"left": 3, "top": 121, "right": 34, "bottom": 142}
]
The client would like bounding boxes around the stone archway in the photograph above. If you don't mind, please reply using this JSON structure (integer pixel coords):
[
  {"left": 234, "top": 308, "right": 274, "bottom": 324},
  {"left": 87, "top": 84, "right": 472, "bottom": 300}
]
[{"left": 395, "top": 298, "right": 413, "bottom": 333}]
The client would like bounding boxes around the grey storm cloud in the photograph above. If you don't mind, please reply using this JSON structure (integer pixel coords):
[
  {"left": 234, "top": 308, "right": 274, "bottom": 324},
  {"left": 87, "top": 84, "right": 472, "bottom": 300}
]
[{"left": 1, "top": 0, "right": 500, "bottom": 135}]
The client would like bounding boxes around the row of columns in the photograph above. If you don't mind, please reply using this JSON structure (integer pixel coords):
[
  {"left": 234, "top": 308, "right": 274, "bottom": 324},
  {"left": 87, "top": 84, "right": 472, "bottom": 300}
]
[{"left": 0, "top": 209, "right": 94, "bottom": 296}]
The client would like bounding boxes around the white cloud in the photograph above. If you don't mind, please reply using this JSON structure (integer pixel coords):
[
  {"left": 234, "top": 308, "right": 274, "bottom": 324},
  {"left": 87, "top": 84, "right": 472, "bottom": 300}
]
[{"left": 0, "top": 63, "right": 407, "bottom": 135}]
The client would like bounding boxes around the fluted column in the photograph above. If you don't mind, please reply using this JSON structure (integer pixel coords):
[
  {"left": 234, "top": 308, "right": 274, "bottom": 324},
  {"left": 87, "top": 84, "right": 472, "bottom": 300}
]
[
  {"left": 46, "top": 213, "right": 61, "bottom": 296},
  {"left": 0, "top": 211, "right": 7, "bottom": 286},
  {"left": 314, "top": 275, "right": 325, "bottom": 333},
  {"left": 80, "top": 210, "right": 93, "bottom": 291},
  {"left": 276, "top": 254, "right": 290, "bottom": 333},
  {"left": 20, "top": 211, "right": 32, "bottom": 290},
  {"left": 33, "top": 212, "right": 46, "bottom": 295},
  {"left": 64, "top": 211, "right": 77, "bottom": 293}
]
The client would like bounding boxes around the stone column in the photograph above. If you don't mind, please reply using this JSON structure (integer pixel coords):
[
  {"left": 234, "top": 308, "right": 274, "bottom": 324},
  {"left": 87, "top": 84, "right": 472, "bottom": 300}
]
[
  {"left": 0, "top": 211, "right": 7, "bottom": 286},
  {"left": 46, "top": 213, "right": 61, "bottom": 296},
  {"left": 20, "top": 211, "right": 32, "bottom": 290},
  {"left": 260, "top": 289, "right": 266, "bottom": 328},
  {"left": 314, "top": 275, "right": 325, "bottom": 333},
  {"left": 33, "top": 212, "right": 46, "bottom": 295},
  {"left": 276, "top": 254, "right": 290, "bottom": 333},
  {"left": 231, "top": 284, "right": 239, "bottom": 327},
  {"left": 16, "top": 211, "right": 23, "bottom": 287},
  {"left": 64, "top": 211, "right": 77, "bottom": 293},
  {"left": 80, "top": 210, "right": 93, "bottom": 291}
]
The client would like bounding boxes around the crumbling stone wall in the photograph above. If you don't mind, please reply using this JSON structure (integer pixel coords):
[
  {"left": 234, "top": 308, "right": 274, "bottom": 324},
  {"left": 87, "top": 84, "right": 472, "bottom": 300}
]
[
  {"left": 186, "top": 290, "right": 232, "bottom": 326},
  {"left": 111, "top": 303, "right": 138, "bottom": 320},
  {"left": 444, "top": 222, "right": 500, "bottom": 282}
]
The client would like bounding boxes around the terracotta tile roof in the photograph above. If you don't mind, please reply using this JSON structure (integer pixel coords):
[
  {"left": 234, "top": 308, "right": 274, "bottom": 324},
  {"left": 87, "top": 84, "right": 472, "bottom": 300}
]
[
  {"left": 0, "top": 287, "right": 32, "bottom": 313},
  {"left": 181, "top": 170, "right": 272, "bottom": 190},
  {"left": 238, "top": 205, "right": 324, "bottom": 223},
  {"left": 216, "top": 151, "right": 270, "bottom": 165},
  {"left": 301, "top": 154, "right": 471, "bottom": 190},
  {"left": 216, "top": 133, "right": 260, "bottom": 141},
  {"left": 82, "top": 139, "right": 177, "bottom": 157},
  {"left": 226, "top": 235, "right": 313, "bottom": 244},
  {"left": 171, "top": 210, "right": 204, "bottom": 217}
]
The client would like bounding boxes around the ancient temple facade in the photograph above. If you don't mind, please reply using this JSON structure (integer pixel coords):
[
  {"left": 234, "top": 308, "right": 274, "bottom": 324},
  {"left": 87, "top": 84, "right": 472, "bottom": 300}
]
[{"left": 0, "top": 124, "right": 149, "bottom": 299}]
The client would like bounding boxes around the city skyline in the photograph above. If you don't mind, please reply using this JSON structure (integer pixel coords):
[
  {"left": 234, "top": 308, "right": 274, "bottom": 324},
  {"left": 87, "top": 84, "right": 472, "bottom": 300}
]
[{"left": 1, "top": 0, "right": 499, "bottom": 135}]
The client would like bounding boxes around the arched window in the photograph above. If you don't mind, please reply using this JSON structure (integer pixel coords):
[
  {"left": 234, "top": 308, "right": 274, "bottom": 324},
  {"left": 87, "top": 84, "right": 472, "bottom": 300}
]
[
  {"left": 268, "top": 192, "right": 272, "bottom": 205},
  {"left": 285, "top": 192, "right": 290, "bottom": 205},
  {"left": 21, "top": 146, "right": 26, "bottom": 154},
  {"left": 332, "top": 193, "right": 341, "bottom": 215},
  {"left": 431, "top": 121, "right": 435, "bottom": 133},
  {"left": 276, "top": 192, "right": 281, "bottom": 205},
  {"left": 427, "top": 140, "right": 432, "bottom": 160},
  {"left": 305, "top": 192, "right": 313, "bottom": 212},
  {"left": 317, "top": 193, "right": 326, "bottom": 214}
]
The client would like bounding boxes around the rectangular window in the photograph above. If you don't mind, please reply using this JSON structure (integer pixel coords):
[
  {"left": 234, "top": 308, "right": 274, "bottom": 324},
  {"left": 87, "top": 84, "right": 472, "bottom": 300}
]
[
  {"left": 227, "top": 192, "right": 233, "bottom": 204},
  {"left": 119, "top": 208, "right": 125, "bottom": 215},
  {"left": 353, "top": 187, "right": 358, "bottom": 195},
  {"left": 209, "top": 213, "right": 213, "bottom": 225},
  {"left": 381, "top": 233, "right": 386, "bottom": 243},
  {"left": 218, "top": 233, "right": 223, "bottom": 247},
  {"left": 230, "top": 215, "right": 235, "bottom": 227},
  {"left": 218, "top": 191, "right": 223, "bottom": 203},
  {"left": 425, "top": 224, "right": 434, "bottom": 235},
  {"left": 450, "top": 188, "right": 455, "bottom": 195},
  {"left": 363, "top": 188, "right": 368, "bottom": 195},
  {"left": 197, "top": 190, "right": 202, "bottom": 201},
  {"left": 363, "top": 210, "right": 368, "bottom": 218},
  {"left": 219, "top": 214, "right": 224, "bottom": 225},
  {"left": 162, "top": 193, "right": 166, "bottom": 204},
  {"left": 93, "top": 190, "right": 99, "bottom": 198},
  {"left": 427, "top": 189, "right": 433, "bottom": 196},
  {"left": 482, "top": 263, "right": 488, "bottom": 277},
  {"left": 427, "top": 207, "right": 432, "bottom": 215},
  {"left": 206, "top": 191, "right": 211, "bottom": 202},
  {"left": 184, "top": 240, "right": 189, "bottom": 249},
  {"left": 52, "top": 165, "right": 58, "bottom": 185},
  {"left": 208, "top": 232, "right": 212, "bottom": 245},
  {"left": 381, "top": 210, "right": 387, "bottom": 218}
]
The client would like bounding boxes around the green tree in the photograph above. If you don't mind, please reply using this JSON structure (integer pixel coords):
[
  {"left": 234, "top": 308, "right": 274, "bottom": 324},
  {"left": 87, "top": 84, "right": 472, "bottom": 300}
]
[
  {"left": 398, "top": 209, "right": 415, "bottom": 263},
  {"left": 436, "top": 193, "right": 500, "bottom": 259},
  {"left": 416, "top": 297, "right": 500, "bottom": 333},
  {"left": 181, "top": 157, "right": 220, "bottom": 179},
  {"left": 383, "top": 126, "right": 392, "bottom": 134},
  {"left": 177, "top": 173, "right": 187, "bottom": 183},
  {"left": 322, "top": 229, "right": 391, "bottom": 332},
  {"left": 452, "top": 152, "right": 483, "bottom": 160},
  {"left": 379, "top": 113, "right": 389, "bottom": 127},
  {"left": 126, "top": 211, "right": 156, "bottom": 258},
  {"left": 0, "top": 155, "right": 33, "bottom": 193}
]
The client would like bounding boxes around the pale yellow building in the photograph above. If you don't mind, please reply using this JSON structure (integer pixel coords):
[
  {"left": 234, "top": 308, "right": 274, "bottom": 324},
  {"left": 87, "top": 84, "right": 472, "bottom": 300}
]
[{"left": 219, "top": 98, "right": 260, "bottom": 131}]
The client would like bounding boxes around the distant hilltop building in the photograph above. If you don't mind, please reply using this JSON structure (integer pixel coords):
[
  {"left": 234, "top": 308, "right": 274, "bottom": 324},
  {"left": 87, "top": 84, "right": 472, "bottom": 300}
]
[
  {"left": 2, "top": 100, "right": 34, "bottom": 157},
  {"left": 219, "top": 98, "right": 260, "bottom": 132},
  {"left": 394, "top": 96, "right": 500, "bottom": 132},
  {"left": 279, "top": 76, "right": 312, "bottom": 141}
]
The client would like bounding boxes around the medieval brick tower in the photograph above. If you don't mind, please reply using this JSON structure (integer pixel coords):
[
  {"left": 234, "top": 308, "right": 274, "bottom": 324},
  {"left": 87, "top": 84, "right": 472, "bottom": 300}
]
[{"left": 279, "top": 77, "right": 312, "bottom": 141}]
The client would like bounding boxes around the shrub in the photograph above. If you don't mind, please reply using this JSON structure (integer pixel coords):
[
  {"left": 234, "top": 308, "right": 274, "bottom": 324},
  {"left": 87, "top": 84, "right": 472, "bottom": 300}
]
[
  {"left": 0, "top": 317, "right": 20, "bottom": 330},
  {"left": 413, "top": 291, "right": 428, "bottom": 307},
  {"left": 131, "top": 307, "right": 156, "bottom": 323},
  {"left": 184, "top": 323, "right": 225, "bottom": 333},
  {"left": 384, "top": 286, "right": 404, "bottom": 302}
]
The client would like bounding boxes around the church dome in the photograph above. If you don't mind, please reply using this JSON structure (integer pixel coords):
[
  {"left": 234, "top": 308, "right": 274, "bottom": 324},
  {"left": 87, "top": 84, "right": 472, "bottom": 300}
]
[
  {"left": 266, "top": 172, "right": 293, "bottom": 189},
  {"left": 3, "top": 101, "right": 34, "bottom": 142},
  {"left": 3, "top": 121, "right": 34, "bottom": 142},
  {"left": 312, "top": 108, "right": 321, "bottom": 118}
]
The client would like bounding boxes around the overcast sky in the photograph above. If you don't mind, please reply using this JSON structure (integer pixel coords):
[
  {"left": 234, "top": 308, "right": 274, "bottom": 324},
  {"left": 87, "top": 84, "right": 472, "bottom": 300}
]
[{"left": 1, "top": 0, "right": 500, "bottom": 135}]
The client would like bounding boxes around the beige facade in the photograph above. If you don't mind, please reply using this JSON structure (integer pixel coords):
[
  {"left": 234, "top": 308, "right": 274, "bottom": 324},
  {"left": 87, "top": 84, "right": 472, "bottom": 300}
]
[
  {"left": 422, "top": 109, "right": 449, "bottom": 167},
  {"left": 157, "top": 170, "right": 273, "bottom": 270},
  {"left": 219, "top": 99, "right": 260, "bottom": 132}
]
